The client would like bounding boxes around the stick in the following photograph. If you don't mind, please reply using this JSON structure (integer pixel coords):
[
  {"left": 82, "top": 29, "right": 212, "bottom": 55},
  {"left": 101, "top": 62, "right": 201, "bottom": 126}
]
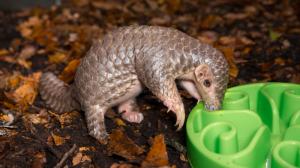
[{"left": 54, "top": 144, "right": 77, "bottom": 168}]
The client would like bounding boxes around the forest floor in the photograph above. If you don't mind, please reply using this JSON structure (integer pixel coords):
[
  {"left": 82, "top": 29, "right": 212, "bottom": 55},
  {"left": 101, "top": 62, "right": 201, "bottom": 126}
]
[{"left": 0, "top": 0, "right": 300, "bottom": 167}]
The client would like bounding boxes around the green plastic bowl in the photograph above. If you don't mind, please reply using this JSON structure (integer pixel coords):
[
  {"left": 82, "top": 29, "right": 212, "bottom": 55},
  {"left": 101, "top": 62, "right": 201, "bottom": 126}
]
[{"left": 186, "top": 83, "right": 300, "bottom": 168}]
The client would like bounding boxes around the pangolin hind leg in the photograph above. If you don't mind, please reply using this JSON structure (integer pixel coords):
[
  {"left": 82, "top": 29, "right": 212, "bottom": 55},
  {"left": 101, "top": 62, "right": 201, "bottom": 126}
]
[{"left": 118, "top": 98, "right": 143, "bottom": 123}]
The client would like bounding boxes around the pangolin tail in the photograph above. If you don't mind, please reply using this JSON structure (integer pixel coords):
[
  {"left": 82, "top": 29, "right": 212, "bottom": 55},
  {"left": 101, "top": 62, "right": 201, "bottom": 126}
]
[{"left": 39, "top": 72, "right": 80, "bottom": 113}]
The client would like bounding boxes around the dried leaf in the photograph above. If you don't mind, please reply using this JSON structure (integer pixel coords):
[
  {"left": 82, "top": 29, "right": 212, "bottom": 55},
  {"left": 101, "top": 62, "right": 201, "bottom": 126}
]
[
  {"left": 17, "top": 58, "right": 32, "bottom": 69},
  {"left": 274, "top": 57, "right": 285, "bottom": 66},
  {"left": 91, "top": 1, "right": 124, "bottom": 11},
  {"left": 0, "top": 113, "right": 14, "bottom": 125},
  {"left": 23, "top": 109, "right": 49, "bottom": 125},
  {"left": 79, "top": 146, "right": 96, "bottom": 152},
  {"left": 51, "top": 132, "right": 67, "bottom": 146},
  {"left": 8, "top": 72, "right": 41, "bottom": 110},
  {"left": 269, "top": 30, "right": 281, "bottom": 41},
  {"left": 18, "top": 16, "right": 42, "bottom": 39},
  {"left": 141, "top": 134, "right": 169, "bottom": 167},
  {"left": 19, "top": 45, "right": 36, "bottom": 60},
  {"left": 107, "top": 129, "right": 144, "bottom": 161},
  {"left": 110, "top": 163, "right": 134, "bottom": 168},
  {"left": 200, "top": 15, "right": 223, "bottom": 29},
  {"left": 0, "top": 49, "right": 10, "bottom": 56},
  {"left": 72, "top": 152, "right": 83, "bottom": 166},
  {"left": 7, "top": 73, "right": 22, "bottom": 89},
  {"left": 48, "top": 111, "right": 80, "bottom": 128},
  {"left": 72, "top": 152, "right": 92, "bottom": 166},
  {"left": 219, "top": 36, "right": 236, "bottom": 46},
  {"left": 114, "top": 118, "right": 126, "bottom": 127},
  {"left": 59, "top": 59, "right": 81, "bottom": 83},
  {"left": 224, "top": 13, "right": 248, "bottom": 21},
  {"left": 197, "top": 31, "right": 218, "bottom": 45},
  {"left": 165, "top": 0, "right": 181, "bottom": 13},
  {"left": 31, "top": 152, "right": 46, "bottom": 168},
  {"left": 48, "top": 52, "right": 68, "bottom": 64},
  {"left": 179, "top": 153, "right": 188, "bottom": 162},
  {"left": 218, "top": 47, "right": 239, "bottom": 78}
]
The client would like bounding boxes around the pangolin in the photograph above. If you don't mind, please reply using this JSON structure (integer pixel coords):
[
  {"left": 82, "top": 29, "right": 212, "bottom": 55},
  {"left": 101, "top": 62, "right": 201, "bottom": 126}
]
[{"left": 39, "top": 25, "right": 229, "bottom": 142}]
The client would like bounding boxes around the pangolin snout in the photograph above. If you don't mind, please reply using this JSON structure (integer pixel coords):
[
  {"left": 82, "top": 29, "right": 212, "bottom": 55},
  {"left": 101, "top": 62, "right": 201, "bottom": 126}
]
[{"left": 204, "top": 99, "right": 221, "bottom": 111}]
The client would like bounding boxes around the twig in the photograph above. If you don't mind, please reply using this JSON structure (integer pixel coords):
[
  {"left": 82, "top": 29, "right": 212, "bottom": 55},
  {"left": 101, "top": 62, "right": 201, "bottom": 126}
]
[
  {"left": 54, "top": 144, "right": 77, "bottom": 168},
  {"left": 0, "top": 125, "right": 17, "bottom": 129}
]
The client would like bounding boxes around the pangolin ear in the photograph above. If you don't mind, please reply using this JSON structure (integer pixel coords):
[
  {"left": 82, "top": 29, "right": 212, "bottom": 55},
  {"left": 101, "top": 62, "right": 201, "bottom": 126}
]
[{"left": 194, "top": 64, "right": 209, "bottom": 82}]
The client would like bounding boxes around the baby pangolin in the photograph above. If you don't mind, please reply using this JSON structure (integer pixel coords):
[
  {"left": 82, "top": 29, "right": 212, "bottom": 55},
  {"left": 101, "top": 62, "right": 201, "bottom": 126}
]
[{"left": 39, "top": 25, "right": 229, "bottom": 142}]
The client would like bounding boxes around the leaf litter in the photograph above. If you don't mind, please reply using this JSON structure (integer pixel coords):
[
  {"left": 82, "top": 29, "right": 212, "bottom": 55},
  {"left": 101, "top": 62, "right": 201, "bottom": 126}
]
[{"left": 0, "top": 0, "right": 300, "bottom": 167}]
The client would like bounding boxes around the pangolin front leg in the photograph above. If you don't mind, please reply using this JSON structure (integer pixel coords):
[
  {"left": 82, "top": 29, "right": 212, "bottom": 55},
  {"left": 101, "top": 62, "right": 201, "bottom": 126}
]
[
  {"left": 158, "top": 80, "right": 185, "bottom": 130},
  {"left": 144, "top": 76, "right": 185, "bottom": 130},
  {"left": 84, "top": 105, "right": 108, "bottom": 143}
]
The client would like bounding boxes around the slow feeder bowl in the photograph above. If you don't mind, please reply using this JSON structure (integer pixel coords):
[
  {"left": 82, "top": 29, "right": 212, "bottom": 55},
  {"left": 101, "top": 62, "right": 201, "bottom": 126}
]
[{"left": 186, "top": 83, "right": 300, "bottom": 168}]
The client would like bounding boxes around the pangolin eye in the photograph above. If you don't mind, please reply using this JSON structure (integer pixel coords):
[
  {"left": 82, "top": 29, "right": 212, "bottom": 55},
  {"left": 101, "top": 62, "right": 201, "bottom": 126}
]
[{"left": 203, "top": 79, "right": 211, "bottom": 87}]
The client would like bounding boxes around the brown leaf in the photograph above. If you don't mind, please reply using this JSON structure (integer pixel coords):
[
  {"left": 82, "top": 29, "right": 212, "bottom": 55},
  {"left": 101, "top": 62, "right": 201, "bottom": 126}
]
[
  {"left": 79, "top": 146, "right": 96, "bottom": 152},
  {"left": 17, "top": 16, "right": 42, "bottom": 39},
  {"left": 72, "top": 152, "right": 83, "bottom": 166},
  {"left": 91, "top": 1, "right": 124, "bottom": 11},
  {"left": 72, "top": 152, "right": 91, "bottom": 166},
  {"left": 59, "top": 59, "right": 81, "bottom": 83},
  {"left": 219, "top": 36, "right": 237, "bottom": 46},
  {"left": 48, "top": 111, "right": 80, "bottom": 128},
  {"left": 31, "top": 152, "right": 46, "bottom": 168},
  {"left": 23, "top": 109, "right": 49, "bottom": 125},
  {"left": 217, "top": 47, "right": 239, "bottom": 78},
  {"left": 0, "top": 113, "right": 14, "bottom": 125},
  {"left": 0, "top": 49, "right": 10, "bottom": 56},
  {"left": 7, "top": 73, "right": 22, "bottom": 89},
  {"left": 51, "top": 132, "right": 66, "bottom": 146},
  {"left": 197, "top": 31, "right": 219, "bottom": 45},
  {"left": 110, "top": 163, "right": 134, "bottom": 168},
  {"left": 274, "top": 57, "right": 285, "bottom": 66},
  {"left": 114, "top": 118, "right": 126, "bottom": 127},
  {"left": 224, "top": 13, "right": 248, "bottom": 21},
  {"left": 107, "top": 129, "right": 144, "bottom": 161},
  {"left": 48, "top": 52, "right": 68, "bottom": 64},
  {"left": 165, "top": 0, "right": 181, "bottom": 13},
  {"left": 7, "top": 72, "right": 41, "bottom": 110},
  {"left": 19, "top": 45, "right": 36, "bottom": 60},
  {"left": 200, "top": 15, "right": 223, "bottom": 29},
  {"left": 17, "top": 58, "right": 32, "bottom": 69},
  {"left": 141, "top": 134, "right": 169, "bottom": 168}
]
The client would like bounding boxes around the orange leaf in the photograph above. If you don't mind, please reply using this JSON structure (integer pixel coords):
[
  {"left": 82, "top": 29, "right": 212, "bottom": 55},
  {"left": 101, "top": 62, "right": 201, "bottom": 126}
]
[
  {"left": 48, "top": 52, "right": 68, "bottom": 64},
  {"left": 0, "top": 49, "right": 9, "bottom": 56},
  {"left": 7, "top": 73, "right": 22, "bottom": 89},
  {"left": 51, "top": 132, "right": 66, "bottom": 146},
  {"left": 218, "top": 47, "right": 239, "bottom": 78},
  {"left": 59, "top": 59, "right": 81, "bottom": 83},
  {"left": 201, "top": 15, "right": 223, "bottom": 29},
  {"left": 141, "top": 134, "right": 169, "bottom": 167},
  {"left": 110, "top": 163, "right": 134, "bottom": 168},
  {"left": 11, "top": 72, "right": 41, "bottom": 108},
  {"left": 72, "top": 152, "right": 83, "bottom": 166},
  {"left": 72, "top": 152, "right": 92, "bottom": 166},
  {"left": 107, "top": 129, "right": 144, "bottom": 161},
  {"left": 114, "top": 118, "right": 126, "bottom": 127}
]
